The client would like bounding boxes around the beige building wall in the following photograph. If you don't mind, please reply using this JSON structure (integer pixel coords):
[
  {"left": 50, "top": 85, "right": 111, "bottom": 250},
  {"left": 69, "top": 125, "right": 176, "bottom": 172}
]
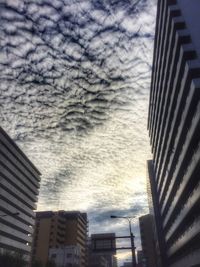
[
  {"left": 33, "top": 218, "right": 51, "bottom": 265},
  {"left": 32, "top": 211, "right": 88, "bottom": 267}
]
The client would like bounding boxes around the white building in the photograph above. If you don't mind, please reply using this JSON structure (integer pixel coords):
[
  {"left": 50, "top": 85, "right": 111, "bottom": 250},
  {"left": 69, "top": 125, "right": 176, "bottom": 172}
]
[{"left": 49, "top": 245, "right": 81, "bottom": 267}]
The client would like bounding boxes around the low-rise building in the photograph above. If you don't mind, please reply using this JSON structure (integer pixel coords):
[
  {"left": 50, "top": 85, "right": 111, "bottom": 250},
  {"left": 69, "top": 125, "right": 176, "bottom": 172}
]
[
  {"left": 49, "top": 245, "right": 81, "bottom": 267},
  {"left": 89, "top": 233, "right": 117, "bottom": 267}
]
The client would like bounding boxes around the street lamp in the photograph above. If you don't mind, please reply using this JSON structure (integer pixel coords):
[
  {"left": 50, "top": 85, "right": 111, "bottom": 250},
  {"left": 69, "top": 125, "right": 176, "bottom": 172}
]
[{"left": 110, "top": 215, "right": 137, "bottom": 267}]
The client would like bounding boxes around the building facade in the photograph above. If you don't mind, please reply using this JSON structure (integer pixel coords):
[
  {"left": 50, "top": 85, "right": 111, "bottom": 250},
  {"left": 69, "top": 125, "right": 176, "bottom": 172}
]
[
  {"left": 49, "top": 245, "right": 81, "bottom": 267},
  {"left": 89, "top": 254, "right": 109, "bottom": 267},
  {"left": 146, "top": 161, "right": 163, "bottom": 267},
  {"left": 148, "top": 0, "right": 200, "bottom": 267},
  {"left": 32, "top": 210, "right": 88, "bottom": 267},
  {"left": 0, "top": 127, "right": 41, "bottom": 262},
  {"left": 89, "top": 233, "right": 117, "bottom": 267},
  {"left": 139, "top": 215, "right": 157, "bottom": 267}
]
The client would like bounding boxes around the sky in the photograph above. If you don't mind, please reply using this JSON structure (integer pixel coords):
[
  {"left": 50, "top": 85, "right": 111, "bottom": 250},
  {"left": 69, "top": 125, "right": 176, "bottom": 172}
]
[{"left": 0, "top": 0, "right": 156, "bottom": 264}]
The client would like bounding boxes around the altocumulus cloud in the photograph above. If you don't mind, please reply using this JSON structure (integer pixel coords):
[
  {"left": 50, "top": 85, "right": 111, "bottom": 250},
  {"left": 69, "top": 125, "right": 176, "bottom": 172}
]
[{"left": 0, "top": 0, "right": 156, "bottom": 262}]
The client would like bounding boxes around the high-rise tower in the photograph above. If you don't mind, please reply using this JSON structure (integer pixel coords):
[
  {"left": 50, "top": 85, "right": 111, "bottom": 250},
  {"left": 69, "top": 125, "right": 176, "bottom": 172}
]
[{"left": 148, "top": 0, "right": 200, "bottom": 267}]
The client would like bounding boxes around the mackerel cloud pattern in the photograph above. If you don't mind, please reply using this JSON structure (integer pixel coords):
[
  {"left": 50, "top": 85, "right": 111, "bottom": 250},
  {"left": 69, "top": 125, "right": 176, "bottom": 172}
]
[{"left": 0, "top": 0, "right": 156, "bottom": 256}]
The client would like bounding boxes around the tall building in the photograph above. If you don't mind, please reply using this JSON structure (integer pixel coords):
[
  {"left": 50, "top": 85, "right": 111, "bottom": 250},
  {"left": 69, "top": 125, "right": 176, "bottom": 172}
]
[
  {"left": 146, "top": 161, "right": 162, "bottom": 267},
  {"left": 89, "top": 233, "right": 117, "bottom": 267},
  {"left": 139, "top": 214, "right": 157, "bottom": 267},
  {"left": 148, "top": 0, "right": 200, "bottom": 267},
  {"left": 0, "top": 127, "right": 41, "bottom": 262},
  {"left": 32, "top": 210, "right": 88, "bottom": 267}
]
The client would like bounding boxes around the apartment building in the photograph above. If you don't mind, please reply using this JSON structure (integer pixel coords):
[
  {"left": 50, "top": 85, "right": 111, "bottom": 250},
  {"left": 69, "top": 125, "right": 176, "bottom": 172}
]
[
  {"left": 32, "top": 210, "right": 88, "bottom": 267},
  {"left": 0, "top": 127, "right": 41, "bottom": 262},
  {"left": 148, "top": 0, "right": 200, "bottom": 266}
]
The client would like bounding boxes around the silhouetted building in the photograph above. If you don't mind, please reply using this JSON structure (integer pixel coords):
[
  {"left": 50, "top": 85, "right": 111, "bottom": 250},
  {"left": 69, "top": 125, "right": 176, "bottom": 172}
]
[
  {"left": 146, "top": 161, "right": 163, "bottom": 267},
  {"left": 148, "top": 0, "right": 200, "bottom": 266},
  {"left": 32, "top": 210, "right": 88, "bottom": 267},
  {"left": 0, "top": 127, "right": 41, "bottom": 262},
  {"left": 89, "top": 233, "right": 117, "bottom": 267},
  {"left": 137, "top": 250, "right": 144, "bottom": 265},
  {"left": 139, "top": 215, "right": 157, "bottom": 267},
  {"left": 89, "top": 254, "right": 109, "bottom": 267}
]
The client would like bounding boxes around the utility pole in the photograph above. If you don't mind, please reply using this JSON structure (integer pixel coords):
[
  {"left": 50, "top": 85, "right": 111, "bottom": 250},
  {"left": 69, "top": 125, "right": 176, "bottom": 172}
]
[{"left": 110, "top": 215, "right": 137, "bottom": 267}]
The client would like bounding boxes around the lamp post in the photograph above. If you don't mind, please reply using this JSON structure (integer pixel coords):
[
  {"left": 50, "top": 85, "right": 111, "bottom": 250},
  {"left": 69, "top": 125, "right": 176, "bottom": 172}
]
[{"left": 110, "top": 215, "right": 137, "bottom": 267}]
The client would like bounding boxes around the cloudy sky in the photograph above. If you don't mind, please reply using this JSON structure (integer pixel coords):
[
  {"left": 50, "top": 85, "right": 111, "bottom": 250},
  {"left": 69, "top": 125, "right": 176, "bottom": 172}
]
[{"left": 0, "top": 0, "right": 156, "bottom": 263}]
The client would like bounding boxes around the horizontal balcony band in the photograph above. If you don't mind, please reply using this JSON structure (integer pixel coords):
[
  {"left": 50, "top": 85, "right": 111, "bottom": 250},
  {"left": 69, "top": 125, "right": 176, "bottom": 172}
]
[
  {"left": 150, "top": 13, "right": 188, "bottom": 139},
  {"left": 0, "top": 168, "right": 37, "bottom": 202},
  {"left": 159, "top": 45, "right": 200, "bottom": 195},
  {"left": 154, "top": 41, "right": 195, "bottom": 174},
  {"left": 0, "top": 130, "right": 41, "bottom": 178},
  {"left": 0, "top": 199, "right": 35, "bottom": 227},
  {"left": 151, "top": 12, "right": 187, "bottom": 152},
  {"left": 0, "top": 236, "right": 31, "bottom": 253},
  {"left": 0, "top": 158, "right": 39, "bottom": 195},
  {"left": 0, "top": 189, "right": 35, "bottom": 218},
  {"left": 0, "top": 223, "right": 32, "bottom": 243},
  {"left": 159, "top": 67, "right": 200, "bottom": 205},
  {"left": 77, "top": 222, "right": 87, "bottom": 230},
  {"left": 163, "top": 144, "right": 200, "bottom": 230},
  {"left": 154, "top": 28, "right": 192, "bottom": 184},
  {"left": 148, "top": 2, "right": 180, "bottom": 133},
  {"left": 149, "top": 1, "right": 169, "bottom": 139},
  {"left": 0, "top": 219, "right": 33, "bottom": 238},
  {"left": 161, "top": 101, "right": 200, "bottom": 214},
  {"left": 169, "top": 247, "right": 200, "bottom": 267},
  {"left": 161, "top": 77, "right": 200, "bottom": 200},
  {"left": 148, "top": 3, "right": 181, "bottom": 132},
  {"left": 0, "top": 216, "right": 34, "bottom": 235},
  {"left": 0, "top": 178, "right": 37, "bottom": 210},
  {"left": 0, "top": 145, "right": 40, "bottom": 188},
  {"left": 166, "top": 183, "right": 200, "bottom": 245},
  {"left": 167, "top": 217, "right": 200, "bottom": 257}
]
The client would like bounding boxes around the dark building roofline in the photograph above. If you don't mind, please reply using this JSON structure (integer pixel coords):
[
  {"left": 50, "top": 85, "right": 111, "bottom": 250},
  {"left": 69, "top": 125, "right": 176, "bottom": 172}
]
[{"left": 36, "top": 210, "right": 87, "bottom": 220}]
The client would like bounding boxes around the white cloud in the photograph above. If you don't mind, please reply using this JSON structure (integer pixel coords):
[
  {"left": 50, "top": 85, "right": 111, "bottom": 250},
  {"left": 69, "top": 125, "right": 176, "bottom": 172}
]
[{"left": 0, "top": 0, "right": 156, "bottom": 263}]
